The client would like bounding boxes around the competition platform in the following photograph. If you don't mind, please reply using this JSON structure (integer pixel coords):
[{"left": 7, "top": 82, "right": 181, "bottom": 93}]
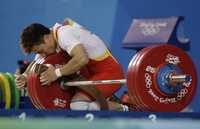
[{"left": 0, "top": 110, "right": 200, "bottom": 129}]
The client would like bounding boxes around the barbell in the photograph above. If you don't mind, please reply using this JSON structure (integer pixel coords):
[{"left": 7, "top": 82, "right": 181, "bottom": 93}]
[
  {"left": 61, "top": 75, "right": 191, "bottom": 87},
  {"left": 60, "top": 44, "right": 197, "bottom": 111},
  {"left": 27, "top": 44, "right": 197, "bottom": 111}
]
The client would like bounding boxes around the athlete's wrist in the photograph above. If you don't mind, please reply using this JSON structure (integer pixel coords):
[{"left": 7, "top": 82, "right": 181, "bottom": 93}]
[{"left": 55, "top": 68, "right": 62, "bottom": 78}]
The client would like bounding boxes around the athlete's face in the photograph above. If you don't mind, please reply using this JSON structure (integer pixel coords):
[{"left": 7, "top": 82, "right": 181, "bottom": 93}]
[{"left": 32, "top": 33, "right": 56, "bottom": 56}]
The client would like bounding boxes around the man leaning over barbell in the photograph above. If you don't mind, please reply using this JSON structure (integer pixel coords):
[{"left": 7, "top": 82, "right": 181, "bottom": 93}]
[{"left": 15, "top": 18, "right": 130, "bottom": 111}]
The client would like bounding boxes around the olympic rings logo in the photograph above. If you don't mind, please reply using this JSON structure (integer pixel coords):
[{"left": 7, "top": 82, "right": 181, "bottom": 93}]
[
  {"left": 139, "top": 22, "right": 167, "bottom": 36},
  {"left": 146, "top": 65, "right": 156, "bottom": 74},
  {"left": 183, "top": 81, "right": 191, "bottom": 88},
  {"left": 165, "top": 54, "right": 180, "bottom": 65},
  {"left": 145, "top": 73, "right": 152, "bottom": 88},
  {"left": 177, "top": 88, "right": 188, "bottom": 100},
  {"left": 53, "top": 98, "right": 67, "bottom": 108}
]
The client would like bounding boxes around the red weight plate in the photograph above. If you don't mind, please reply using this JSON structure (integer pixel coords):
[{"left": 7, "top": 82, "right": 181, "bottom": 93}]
[
  {"left": 126, "top": 52, "right": 145, "bottom": 111},
  {"left": 29, "top": 51, "right": 74, "bottom": 109},
  {"left": 128, "top": 51, "right": 148, "bottom": 110},
  {"left": 29, "top": 73, "right": 45, "bottom": 109},
  {"left": 128, "top": 47, "right": 155, "bottom": 111},
  {"left": 32, "top": 74, "right": 72, "bottom": 109},
  {"left": 27, "top": 73, "right": 43, "bottom": 109},
  {"left": 126, "top": 52, "right": 141, "bottom": 106},
  {"left": 135, "top": 48, "right": 157, "bottom": 111},
  {"left": 29, "top": 62, "right": 44, "bottom": 109},
  {"left": 129, "top": 44, "right": 197, "bottom": 111}
]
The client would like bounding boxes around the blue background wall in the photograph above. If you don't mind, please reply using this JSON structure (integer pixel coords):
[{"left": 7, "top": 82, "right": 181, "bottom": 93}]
[{"left": 0, "top": 0, "right": 199, "bottom": 112}]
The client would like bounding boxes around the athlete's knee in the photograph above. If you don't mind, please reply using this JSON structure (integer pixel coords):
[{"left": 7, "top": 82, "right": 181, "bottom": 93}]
[{"left": 70, "top": 101, "right": 100, "bottom": 111}]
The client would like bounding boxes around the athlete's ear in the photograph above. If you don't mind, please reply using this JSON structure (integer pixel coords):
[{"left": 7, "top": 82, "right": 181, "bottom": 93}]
[{"left": 43, "top": 34, "right": 50, "bottom": 44}]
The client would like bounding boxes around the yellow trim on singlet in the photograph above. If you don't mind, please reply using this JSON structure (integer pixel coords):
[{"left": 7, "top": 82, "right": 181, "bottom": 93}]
[
  {"left": 94, "top": 49, "right": 112, "bottom": 61},
  {"left": 68, "top": 20, "right": 74, "bottom": 26},
  {"left": 94, "top": 49, "right": 120, "bottom": 65}
]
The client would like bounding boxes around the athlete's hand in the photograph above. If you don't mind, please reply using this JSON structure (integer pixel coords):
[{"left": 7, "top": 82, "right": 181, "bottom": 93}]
[
  {"left": 40, "top": 64, "right": 58, "bottom": 86},
  {"left": 15, "top": 69, "right": 27, "bottom": 89}
]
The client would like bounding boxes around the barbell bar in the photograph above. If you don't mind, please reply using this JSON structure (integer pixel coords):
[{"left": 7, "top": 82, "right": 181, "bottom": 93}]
[{"left": 61, "top": 74, "right": 191, "bottom": 87}]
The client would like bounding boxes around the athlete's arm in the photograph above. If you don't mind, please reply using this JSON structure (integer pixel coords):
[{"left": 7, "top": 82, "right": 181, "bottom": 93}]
[{"left": 59, "top": 44, "right": 89, "bottom": 76}]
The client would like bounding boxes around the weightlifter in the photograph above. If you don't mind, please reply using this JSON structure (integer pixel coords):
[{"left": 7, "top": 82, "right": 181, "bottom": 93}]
[{"left": 15, "top": 18, "right": 129, "bottom": 111}]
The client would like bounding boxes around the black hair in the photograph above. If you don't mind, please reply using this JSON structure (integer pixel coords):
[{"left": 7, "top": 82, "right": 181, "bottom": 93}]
[{"left": 20, "top": 23, "right": 50, "bottom": 54}]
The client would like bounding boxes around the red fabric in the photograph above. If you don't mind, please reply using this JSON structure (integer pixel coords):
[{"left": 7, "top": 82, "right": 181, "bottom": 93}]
[
  {"left": 43, "top": 45, "right": 124, "bottom": 99},
  {"left": 80, "top": 56, "right": 124, "bottom": 98}
]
